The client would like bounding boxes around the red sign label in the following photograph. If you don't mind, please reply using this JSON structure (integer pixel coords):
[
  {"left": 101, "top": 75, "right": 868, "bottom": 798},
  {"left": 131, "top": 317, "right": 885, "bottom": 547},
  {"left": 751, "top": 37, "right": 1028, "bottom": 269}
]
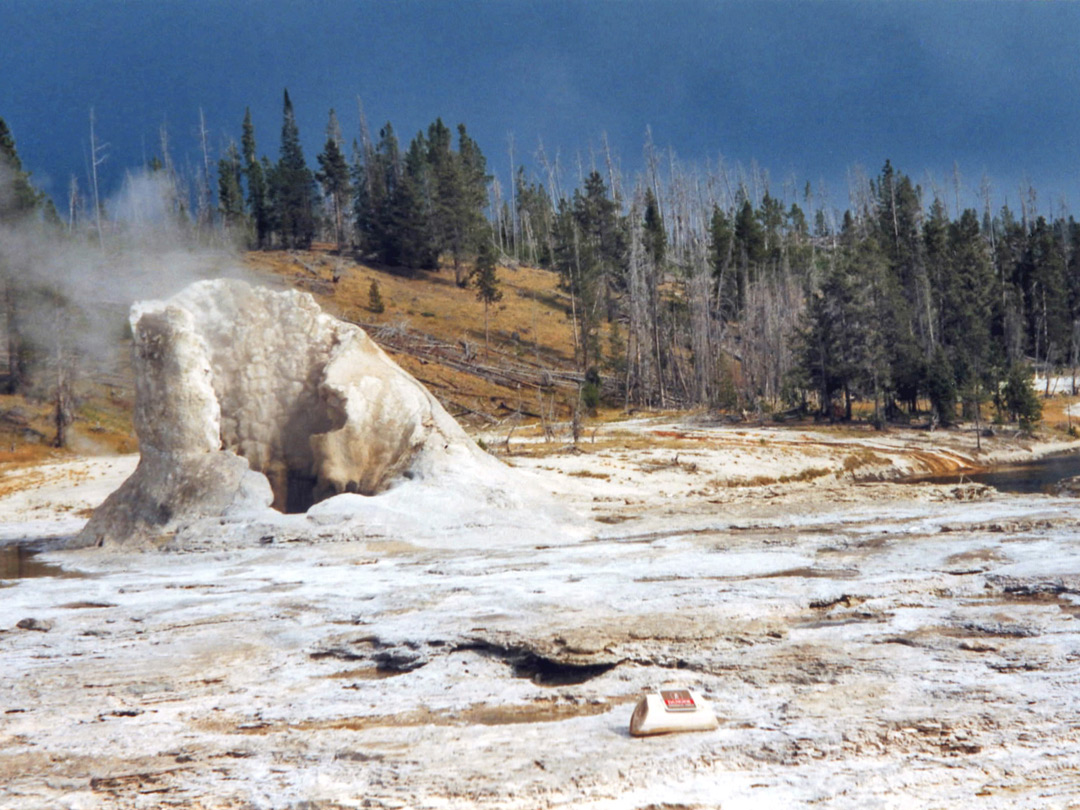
[{"left": 661, "top": 689, "right": 696, "bottom": 711}]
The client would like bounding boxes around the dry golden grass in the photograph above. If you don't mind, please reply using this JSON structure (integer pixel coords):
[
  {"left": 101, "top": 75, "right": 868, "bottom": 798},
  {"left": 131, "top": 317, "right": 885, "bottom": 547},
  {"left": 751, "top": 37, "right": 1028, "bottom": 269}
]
[
  {"left": 567, "top": 470, "right": 611, "bottom": 480},
  {"left": 10, "top": 243, "right": 1080, "bottom": 470},
  {"left": 778, "top": 466, "right": 833, "bottom": 484},
  {"left": 245, "top": 247, "right": 587, "bottom": 424},
  {"left": 3, "top": 246, "right": 586, "bottom": 464},
  {"left": 842, "top": 450, "right": 890, "bottom": 471},
  {"left": 247, "top": 248, "right": 578, "bottom": 362},
  {"left": 0, "top": 393, "right": 136, "bottom": 464},
  {"left": 1038, "top": 392, "right": 1080, "bottom": 433}
]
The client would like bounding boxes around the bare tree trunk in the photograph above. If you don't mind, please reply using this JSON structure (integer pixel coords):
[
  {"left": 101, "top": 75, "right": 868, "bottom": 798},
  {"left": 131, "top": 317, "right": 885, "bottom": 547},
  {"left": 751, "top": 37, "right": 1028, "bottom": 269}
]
[
  {"left": 974, "top": 379, "right": 982, "bottom": 453},
  {"left": 67, "top": 175, "right": 80, "bottom": 234},
  {"left": 484, "top": 300, "right": 490, "bottom": 357},
  {"left": 53, "top": 361, "right": 67, "bottom": 448},
  {"left": 507, "top": 132, "right": 518, "bottom": 258},
  {"left": 3, "top": 283, "right": 23, "bottom": 395},
  {"left": 952, "top": 160, "right": 962, "bottom": 219},
  {"left": 89, "top": 108, "right": 106, "bottom": 250},
  {"left": 626, "top": 192, "right": 653, "bottom": 405},
  {"left": 569, "top": 225, "right": 582, "bottom": 369},
  {"left": 688, "top": 244, "right": 712, "bottom": 405},
  {"left": 602, "top": 131, "right": 621, "bottom": 205},
  {"left": 490, "top": 178, "right": 505, "bottom": 256},
  {"left": 197, "top": 107, "right": 214, "bottom": 239}
]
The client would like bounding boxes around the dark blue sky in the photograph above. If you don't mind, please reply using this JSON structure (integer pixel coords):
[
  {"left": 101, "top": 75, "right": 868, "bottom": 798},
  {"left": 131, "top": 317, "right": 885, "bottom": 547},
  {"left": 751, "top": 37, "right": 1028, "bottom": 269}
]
[{"left": 3, "top": 0, "right": 1080, "bottom": 214}]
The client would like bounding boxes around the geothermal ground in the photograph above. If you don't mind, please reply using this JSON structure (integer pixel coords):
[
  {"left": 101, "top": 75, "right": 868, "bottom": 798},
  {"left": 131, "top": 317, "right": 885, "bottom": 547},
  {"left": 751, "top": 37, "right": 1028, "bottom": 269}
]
[{"left": 3, "top": 419, "right": 1080, "bottom": 809}]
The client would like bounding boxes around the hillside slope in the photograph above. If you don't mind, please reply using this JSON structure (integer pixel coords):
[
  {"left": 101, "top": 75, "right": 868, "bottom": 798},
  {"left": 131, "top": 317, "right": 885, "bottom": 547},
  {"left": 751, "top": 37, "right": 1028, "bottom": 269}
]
[
  {"left": 1, "top": 247, "right": 592, "bottom": 466},
  {"left": 245, "top": 246, "right": 590, "bottom": 427}
]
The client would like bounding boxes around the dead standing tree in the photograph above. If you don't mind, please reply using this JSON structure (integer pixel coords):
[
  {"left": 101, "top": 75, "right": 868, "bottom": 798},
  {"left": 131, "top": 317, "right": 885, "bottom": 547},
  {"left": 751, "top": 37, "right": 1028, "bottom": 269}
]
[{"left": 88, "top": 108, "right": 107, "bottom": 250}]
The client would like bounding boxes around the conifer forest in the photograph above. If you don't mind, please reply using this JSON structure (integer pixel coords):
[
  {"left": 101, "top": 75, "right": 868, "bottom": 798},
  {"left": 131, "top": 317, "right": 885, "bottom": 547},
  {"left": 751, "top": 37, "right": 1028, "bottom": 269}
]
[{"left": 3, "top": 91, "right": 1075, "bottom": 430}]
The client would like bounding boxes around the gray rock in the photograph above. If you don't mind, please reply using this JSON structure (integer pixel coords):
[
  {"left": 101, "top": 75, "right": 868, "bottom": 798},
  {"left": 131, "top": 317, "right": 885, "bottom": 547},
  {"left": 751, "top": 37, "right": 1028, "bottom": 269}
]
[
  {"left": 16, "top": 617, "right": 53, "bottom": 632},
  {"left": 1054, "top": 475, "right": 1080, "bottom": 496}
]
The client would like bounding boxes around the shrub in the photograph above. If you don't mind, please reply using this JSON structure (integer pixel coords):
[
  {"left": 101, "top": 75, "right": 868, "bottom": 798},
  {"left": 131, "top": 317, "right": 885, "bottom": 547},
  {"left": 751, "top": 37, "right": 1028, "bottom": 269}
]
[
  {"left": 368, "top": 280, "right": 385, "bottom": 314},
  {"left": 1002, "top": 363, "right": 1042, "bottom": 431}
]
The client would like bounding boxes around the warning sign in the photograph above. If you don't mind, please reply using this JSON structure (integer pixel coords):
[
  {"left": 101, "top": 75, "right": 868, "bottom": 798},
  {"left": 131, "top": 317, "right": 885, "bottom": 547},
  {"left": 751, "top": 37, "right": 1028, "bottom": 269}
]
[{"left": 660, "top": 689, "right": 697, "bottom": 712}]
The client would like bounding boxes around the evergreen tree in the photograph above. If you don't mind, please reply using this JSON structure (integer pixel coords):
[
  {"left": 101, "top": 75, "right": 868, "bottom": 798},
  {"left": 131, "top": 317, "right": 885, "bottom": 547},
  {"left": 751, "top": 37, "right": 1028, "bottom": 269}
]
[
  {"left": 471, "top": 238, "right": 502, "bottom": 352},
  {"left": 942, "top": 209, "right": 995, "bottom": 390},
  {"left": 642, "top": 187, "right": 666, "bottom": 268},
  {"left": 926, "top": 346, "right": 957, "bottom": 426},
  {"left": 241, "top": 108, "right": 271, "bottom": 248},
  {"left": 796, "top": 236, "right": 884, "bottom": 420},
  {"left": 426, "top": 118, "right": 458, "bottom": 267},
  {"left": 1002, "top": 362, "right": 1042, "bottom": 430},
  {"left": 709, "top": 204, "right": 736, "bottom": 320},
  {"left": 733, "top": 199, "right": 765, "bottom": 313},
  {"left": 217, "top": 141, "right": 246, "bottom": 235},
  {"left": 758, "top": 190, "right": 784, "bottom": 259},
  {"left": 392, "top": 132, "right": 437, "bottom": 268},
  {"left": 923, "top": 196, "right": 950, "bottom": 347},
  {"left": 451, "top": 123, "right": 491, "bottom": 285},
  {"left": 316, "top": 109, "right": 351, "bottom": 251},
  {"left": 356, "top": 123, "right": 402, "bottom": 264},
  {"left": 787, "top": 202, "right": 809, "bottom": 240},
  {"left": 567, "top": 171, "right": 623, "bottom": 368},
  {"left": 273, "top": 89, "right": 317, "bottom": 248},
  {"left": 1022, "top": 217, "right": 1069, "bottom": 377},
  {"left": 260, "top": 155, "right": 279, "bottom": 238},
  {"left": 0, "top": 117, "right": 41, "bottom": 219},
  {"left": 368, "top": 279, "right": 385, "bottom": 314},
  {"left": 514, "top": 167, "right": 554, "bottom": 266},
  {"left": 0, "top": 117, "right": 50, "bottom": 395}
]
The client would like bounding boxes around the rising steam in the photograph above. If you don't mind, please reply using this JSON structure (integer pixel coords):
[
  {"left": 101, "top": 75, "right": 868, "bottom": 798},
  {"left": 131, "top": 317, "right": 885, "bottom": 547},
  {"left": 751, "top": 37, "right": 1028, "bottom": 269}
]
[{"left": 1, "top": 164, "right": 255, "bottom": 425}]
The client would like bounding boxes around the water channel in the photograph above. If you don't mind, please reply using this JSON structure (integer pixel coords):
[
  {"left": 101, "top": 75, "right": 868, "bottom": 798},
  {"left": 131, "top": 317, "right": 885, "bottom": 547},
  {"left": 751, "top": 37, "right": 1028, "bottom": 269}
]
[{"left": 911, "top": 449, "right": 1080, "bottom": 494}]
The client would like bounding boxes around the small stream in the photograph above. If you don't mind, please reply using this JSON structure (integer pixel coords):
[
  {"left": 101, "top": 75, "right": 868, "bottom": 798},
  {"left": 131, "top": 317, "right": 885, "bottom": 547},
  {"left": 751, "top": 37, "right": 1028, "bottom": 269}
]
[{"left": 911, "top": 450, "right": 1080, "bottom": 494}]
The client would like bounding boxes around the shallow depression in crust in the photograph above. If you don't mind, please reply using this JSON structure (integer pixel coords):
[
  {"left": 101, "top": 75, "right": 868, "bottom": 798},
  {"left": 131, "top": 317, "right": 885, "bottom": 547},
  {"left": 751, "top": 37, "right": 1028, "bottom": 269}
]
[{"left": 0, "top": 544, "right": 91, "bottom": 584}]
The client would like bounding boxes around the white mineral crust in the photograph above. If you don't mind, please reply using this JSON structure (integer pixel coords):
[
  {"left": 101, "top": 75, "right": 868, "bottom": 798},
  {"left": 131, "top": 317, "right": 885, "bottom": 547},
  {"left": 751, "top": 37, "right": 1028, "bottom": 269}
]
[{"left": 77, "top": 279, "right": 571, "bottom": 549}]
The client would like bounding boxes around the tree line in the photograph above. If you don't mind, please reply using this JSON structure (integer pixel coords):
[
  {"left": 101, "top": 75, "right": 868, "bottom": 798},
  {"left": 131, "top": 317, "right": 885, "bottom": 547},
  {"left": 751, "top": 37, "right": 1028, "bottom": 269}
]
[
  {"left": 4, "top": 99, "right": 1066, "bottom": 432},
  {"left": 492, "top": 153, "right": 1058, "bottom": 428},
  {"left": 218, "top": 91, "right": 492, "bottom": 287}
]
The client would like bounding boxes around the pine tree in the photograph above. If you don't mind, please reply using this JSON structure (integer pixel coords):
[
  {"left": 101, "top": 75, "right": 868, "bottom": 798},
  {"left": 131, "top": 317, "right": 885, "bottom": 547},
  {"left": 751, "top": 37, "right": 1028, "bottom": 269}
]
[
  {"left": 709, "top": 204, "right": 736, "bottom": 320},
  {"left": 452, "top": 124, "right": 491, "bottom": 285},
  {"left": 241, "top": 108, "right": 271, "bottom": 248},
  {"left": 942, "top": 209, "right": 994, "bottom": 392},
  {"left": 0, "top": 117, "right": 49, "bottom": 395},
  {"left": 1002, "top": 362, "right": 1041, "bottom": 430},
  {"left": 273, "top": 89, "right": 317, "bottom": 248},
  {"left": 392, "top": 132, "right": 437, "bottom": 268},
  {"left": 926, "top": 346, "right": 957, "bottom": 426},
  {"left": 758, "top": 190, "right": 784, "bottom": 258},
  {"left": 316, "top": 109, "right": 351, "bottom": 252},
  {"left": 514, "top": 166, "right": 554, "bottom": 267},
  {"left": 1022, "top": 217, "right": 1069, "bottom": 379},
  {"left": 796, "top": 236, "right": 883, "bottom": 420},
  {"left": 0, "top": 117, "right": 42, "bottom": 220},
  {"left": 426, "top": 118, "right": 457, "bottom": 267},
  {"left": 642, "top": 187, "right": 666, "bottom": 268},
  {"left": 357, "top": 123, "right": 402, "bottom": 264},
  {"left": 472, "top": 238, "right": 502, "bottom": 352},
  {"left": 733, "top": 199, "right": 765, "bottom": 313},
  {"left": 564, "top": 171, "right": 621, "bottom": 369},
  {"left": 217, "top": 141, "right": 246, "bottom": 236},
  {"left": 368, "top": 279, "right": 385, "bottom": 313}
]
